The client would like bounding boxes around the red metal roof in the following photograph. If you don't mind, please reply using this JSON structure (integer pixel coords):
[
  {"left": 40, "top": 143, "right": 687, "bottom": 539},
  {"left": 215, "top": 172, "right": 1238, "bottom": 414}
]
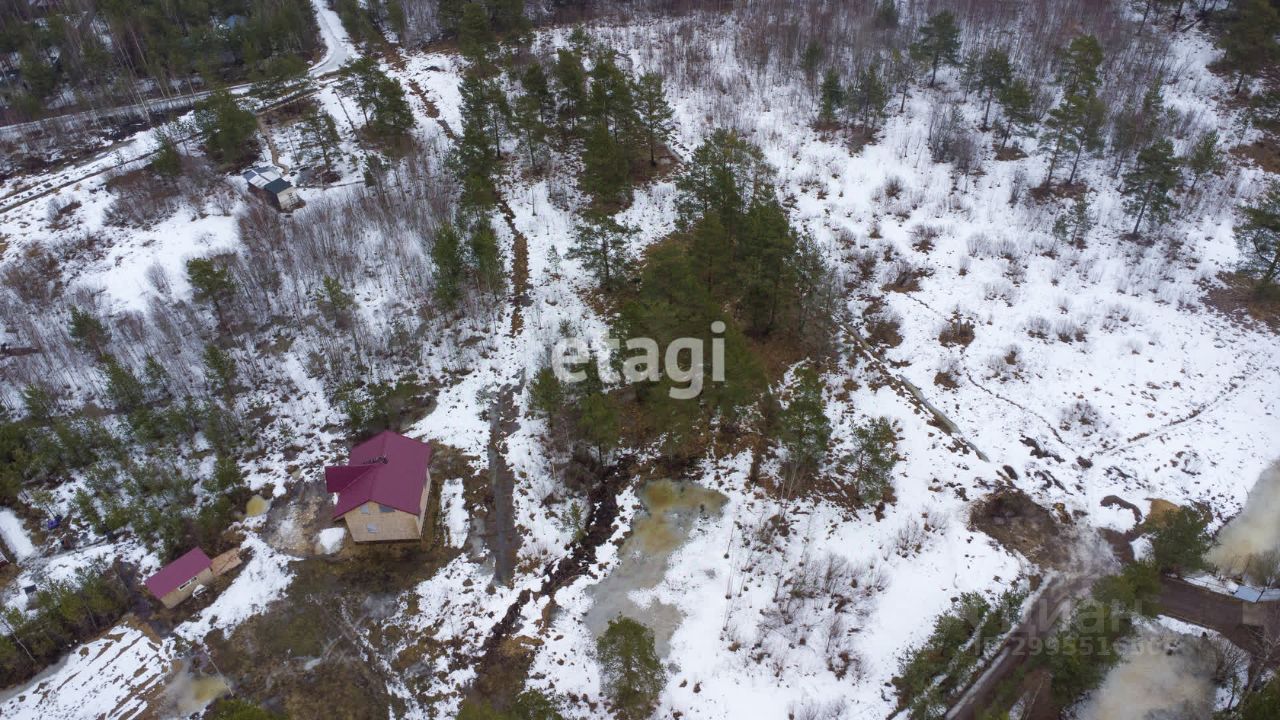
[
  {"left": 327, "top": 431, "right": 433, "bottom": 519},
  {"left": 145, "top": 548, "right": 212, "bottom": 598}
]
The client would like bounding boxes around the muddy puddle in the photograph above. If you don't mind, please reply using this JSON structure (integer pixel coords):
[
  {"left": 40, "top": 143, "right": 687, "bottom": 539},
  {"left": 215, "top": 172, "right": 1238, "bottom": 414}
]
[{"left": 584, "top": 480, "right": 726, "bottom": 658}]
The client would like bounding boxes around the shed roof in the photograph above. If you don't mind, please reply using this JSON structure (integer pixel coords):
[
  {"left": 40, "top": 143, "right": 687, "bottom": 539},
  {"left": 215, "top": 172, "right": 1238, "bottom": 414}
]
[
  {"left": 242, "top": 165, "right": 293, "bottom": 193},
  {"left": 326, "top": 431, "right": 432, "bottom": 519},
  {"left": 145, "top": 548, "right": 212, "bottom": 598}
]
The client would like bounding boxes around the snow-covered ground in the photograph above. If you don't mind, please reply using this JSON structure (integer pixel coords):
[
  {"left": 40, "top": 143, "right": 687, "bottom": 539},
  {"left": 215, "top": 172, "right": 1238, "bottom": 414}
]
[
  {"left": 0, "top": 508, "right": 35, "bottom": 560},
  {"left": 0, "top": 620, "right": 175, "bottom": 719},
  {"left": 1, "top": 8, "right": 1278, "bottom": 720}
]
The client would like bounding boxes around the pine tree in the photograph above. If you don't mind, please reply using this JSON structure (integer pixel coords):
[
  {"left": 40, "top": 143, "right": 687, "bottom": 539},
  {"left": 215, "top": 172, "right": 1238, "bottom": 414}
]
[
  {"left": 580, "top": 120, "right": 631, "bottom": 207},
  {"left": 674, "top": 129, "right": 775, "bottom": 231},
  {"left": 316, "top": 276, "right": 356, "bottom": 326},
  {"left": 818, "top": 69, "right": 845, "bottom": 125},
  {"left": 529, "top": 365, "right": 565, "bottom": 417},
  {"left": 996, "top": 77, "right": 1036, "bottom": 149},
  {"left": 778, "top": 365, "right": 831, "bottom": 483},
  {"left": 1219, "top": 0, "right": 1280, "bottom": 94},
  {"left": 514, "top": 68, "right": 550, "bottom": 171},
  {"left": 553, "top": 48, "right": 588, "bottom": 132},
  {"left": 567, "top": 211, "right": 634, "bottom": 291},
  {"left": 975, "top": 47, "right": 1012, "bottom": 129},
  {"left": 210, "top": 455, "right": 245, "bottom": 493},
  {"left": 687, "top": 213, "right": 731, "bottom": 290},
  {"left": 450, "top": 70, "right": 503, "bottom": 211},
  {"left": 186, "top": 257, "right": 238, "bottom": 329},
  {"left": 520, "top": 62, "right": 555, "bottom": 124},
  {"left": 431, "top": 223, "right": 466, "bottom": 308},
  {"left": 368, "top": 74, "right": 414, "bottom": 142},
  {"left": 849, "top": 417, "right": 898, "bottom": 501},
  {"left": 302, "top": 108, "right": 341, "bottom": 174},
  {"left": 1056, "top": 34, "right": 1104, "bottom": 96},
  {"left": 632, "top": 72, "right": 674, "bottom": 166},
  {"left": 1147, "top": 506, "right": 1210, "bottom": 575},
  {"left": 888, "top": 47, "right": 917, "bottom": 113},
  {"left": 488, "top": 0, "right": 527, "bottom": 34},
  {"left": 1235, "top": 181, "right": 1280, "bottom": 291},
  {"left": 193, "top": 89, "right": 258, "bottom": 167},
  {"left": 202, "top": 344, "right": 238, "bottom": 397},
  {"left": 1042, "top": 36, "right": 1105, "bottom": 186},
  {"left": 596, "top": 617, "right": 664, "bottom": 720},
  {"left": 457, "top": 2, "right": 497, "bottom": 66},
  {"left": 69, "top": 307, "right": 109, "bottom": 358},
  {"left": 338, "top": 58, "right": 381, "bottom": 123},
  {"left": 852, "top": 63, "right": 890, "bottom": 130},
  {"left": 339, "top": 59, "right": 415, "bottom": 144},
  {"left": 1052, "top": 193, "right": 1094, "bottom": 249},
  {"left": 587, "top": 53, "right": 638, "bottom": 141},
  {"left": 1121, "top": 139, "right": 1179, "bottom": 235},
  {"left": 101, "top": 355, "right": 145, "bottom": 412},
  {"left": 910, "top": 10, "right": 962, "bottom": 87},
  {"left": 738, "top": 199, "right": 798, "bottom": 336},
  {"left": 874, "top": 0, "right": 899, "bottom": 30},
  {"left": 468, "top": 219, "right": 504, "bottom": 296},
  {"left": 800, "top": 41, "right": 824, "bottom": 80},
  {"left": 1109, "top": 76, "right": 1166, "bottom": 176},
  {"left": 577, "top": 391, "right": 619, "bottom": 461},
  {"left": 1185, "top": 130, "right": 1222, "bottom": 193}
]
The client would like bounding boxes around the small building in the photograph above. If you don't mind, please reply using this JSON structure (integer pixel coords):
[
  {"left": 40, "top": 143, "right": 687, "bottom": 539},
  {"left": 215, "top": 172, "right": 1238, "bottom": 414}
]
[
  {"left": 325, "top": 431, "right": 433, "bottom": 543},
  {"left": 241, "top": 165, "right": 301, "bottom": 211},
  {"left": 145, "top": 548, "right": 214, "bottom": 609}
]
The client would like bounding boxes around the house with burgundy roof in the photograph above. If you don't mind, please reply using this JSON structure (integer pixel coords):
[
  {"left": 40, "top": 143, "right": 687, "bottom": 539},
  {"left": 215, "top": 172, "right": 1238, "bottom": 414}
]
[
  {"left": 145, "top": 548, "right": 213, "bottom": 608},
  {"left": 325, "top": 431, "right": 434, "bottom": 543}
]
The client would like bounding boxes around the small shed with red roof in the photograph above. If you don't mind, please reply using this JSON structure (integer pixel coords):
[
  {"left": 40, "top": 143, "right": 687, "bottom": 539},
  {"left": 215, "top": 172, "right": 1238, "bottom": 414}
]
[
  {"left": 325, "top": 431, "right": 433, "bottom": 543},
  {"left": 146, "top": 548, "right": 214, "bottom": 608}
]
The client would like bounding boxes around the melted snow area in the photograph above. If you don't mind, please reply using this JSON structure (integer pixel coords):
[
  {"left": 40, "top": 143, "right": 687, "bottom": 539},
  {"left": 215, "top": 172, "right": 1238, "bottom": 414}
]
[{"left": 0, "top": 12, "right": 1277, "bottom": 720}]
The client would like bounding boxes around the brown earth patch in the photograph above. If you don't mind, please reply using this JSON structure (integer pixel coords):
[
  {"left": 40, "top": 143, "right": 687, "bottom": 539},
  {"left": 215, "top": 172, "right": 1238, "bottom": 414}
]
[{"left": 970, "top": 487, "right": 1068, "bottom": 566}]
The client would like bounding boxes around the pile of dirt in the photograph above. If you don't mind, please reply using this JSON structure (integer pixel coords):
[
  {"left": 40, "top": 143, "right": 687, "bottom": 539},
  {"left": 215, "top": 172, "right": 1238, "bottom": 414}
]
[{"left": 970, "top": 488, "right": 1068, "bottom": 566}]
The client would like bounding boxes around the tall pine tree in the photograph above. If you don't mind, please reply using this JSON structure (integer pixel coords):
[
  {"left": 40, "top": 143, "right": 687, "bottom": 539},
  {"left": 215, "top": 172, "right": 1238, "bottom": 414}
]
[
  {"left": 632, "top": 72, "right": 675, "bottom": 166},
  {"left": 910, "top": 11, "right": 962, "bottom": 87},
  {"left": 1121, "top": 139, "right": 1180, "bottom": 235},
  {"left": 1235, "top": 181, "right": 1280, "bottom": 291}
]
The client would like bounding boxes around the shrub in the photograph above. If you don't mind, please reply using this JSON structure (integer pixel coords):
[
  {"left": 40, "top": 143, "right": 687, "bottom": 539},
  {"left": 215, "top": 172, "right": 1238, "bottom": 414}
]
[{"left": 938, "top": 316, "right": 975, "bottom": 347}]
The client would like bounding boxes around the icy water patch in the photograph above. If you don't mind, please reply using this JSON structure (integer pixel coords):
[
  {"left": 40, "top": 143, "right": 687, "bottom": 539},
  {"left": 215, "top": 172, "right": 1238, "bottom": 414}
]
[
  {"left": 1080, "top": 625, "right": 1215, "bottom": 720},
  {"left": 584, "top": 480, "right": 726, "bottom": 658},
  {"left": 163, "top": 660, "right": 230, "bottom": 716},
  {"left": 1207, "top": 461, "right": 1280, "bottom": 580},
  {"left": 245, "top": 494, "right": 270, "bottom": 517}
]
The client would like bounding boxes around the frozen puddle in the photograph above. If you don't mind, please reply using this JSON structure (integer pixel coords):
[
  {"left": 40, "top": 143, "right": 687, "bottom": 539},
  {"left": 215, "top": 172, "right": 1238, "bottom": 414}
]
[
  {"left": 245, "top": 494, "right": 271, "bottom": 517},
  {"left": 585, "top": 480, "right": 726, "bottom": 658},
  {"left": 163, "top": 660, "right": 230, "bottom": 716}
]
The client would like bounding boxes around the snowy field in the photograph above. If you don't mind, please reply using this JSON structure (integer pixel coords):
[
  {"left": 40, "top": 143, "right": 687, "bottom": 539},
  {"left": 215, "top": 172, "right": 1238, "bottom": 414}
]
[{"left": 0, "top": 8, "right": 1277, "bottom": 720}]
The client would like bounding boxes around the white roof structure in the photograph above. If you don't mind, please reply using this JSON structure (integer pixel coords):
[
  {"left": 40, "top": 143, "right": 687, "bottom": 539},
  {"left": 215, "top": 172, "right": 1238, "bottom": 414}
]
[{"left": 242, "top": 165, "right": 287, "bottom": 190}]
